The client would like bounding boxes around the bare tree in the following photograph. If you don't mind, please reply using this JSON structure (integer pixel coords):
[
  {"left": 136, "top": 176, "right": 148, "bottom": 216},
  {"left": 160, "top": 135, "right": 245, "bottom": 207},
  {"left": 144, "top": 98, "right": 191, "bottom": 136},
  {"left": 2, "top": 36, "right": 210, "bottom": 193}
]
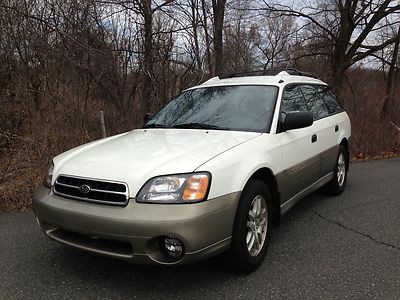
[
  {"left": 99, "top": 0, "right": 175, "bottom": 112},
  {"left": 253, "top": 15, "right": 295, "bottom": 69},
  {"left": 261, "top": 0, "right": 400, "bottom": 88},
  {"left": 223, "top": 2, "right": 258, "bottom": 72}
]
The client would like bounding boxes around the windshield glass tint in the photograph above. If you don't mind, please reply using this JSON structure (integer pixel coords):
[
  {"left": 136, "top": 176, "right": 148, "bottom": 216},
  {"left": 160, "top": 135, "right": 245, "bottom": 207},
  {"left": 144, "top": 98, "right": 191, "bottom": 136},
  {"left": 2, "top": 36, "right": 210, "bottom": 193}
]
[{"left": 146, "top": 85, "right": 278, "bottom": 132}]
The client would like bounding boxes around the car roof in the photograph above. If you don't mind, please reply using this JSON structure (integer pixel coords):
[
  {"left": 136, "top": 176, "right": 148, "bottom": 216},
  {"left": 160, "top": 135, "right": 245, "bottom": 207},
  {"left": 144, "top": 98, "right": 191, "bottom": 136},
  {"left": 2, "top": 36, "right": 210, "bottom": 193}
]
[{"left": 188, "top": 71, "right": 327, "bottom": 90}]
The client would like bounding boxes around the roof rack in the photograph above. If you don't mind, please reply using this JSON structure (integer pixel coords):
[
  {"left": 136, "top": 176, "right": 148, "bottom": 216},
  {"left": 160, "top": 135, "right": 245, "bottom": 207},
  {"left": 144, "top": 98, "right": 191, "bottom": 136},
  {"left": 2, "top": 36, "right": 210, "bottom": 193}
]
[{"left": 219, "top": 68, "right": 319, "bottom": 79}]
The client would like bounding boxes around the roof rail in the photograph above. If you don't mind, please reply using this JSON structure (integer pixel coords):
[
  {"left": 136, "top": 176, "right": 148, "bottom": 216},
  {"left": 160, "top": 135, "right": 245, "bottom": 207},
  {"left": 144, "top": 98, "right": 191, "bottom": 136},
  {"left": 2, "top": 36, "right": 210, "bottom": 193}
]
[
  {"left": 284, "top": 68, "right": 319, "bottom": 79},
  {"left": 219, "top": 68, "right": 319, "bottom": 79}
]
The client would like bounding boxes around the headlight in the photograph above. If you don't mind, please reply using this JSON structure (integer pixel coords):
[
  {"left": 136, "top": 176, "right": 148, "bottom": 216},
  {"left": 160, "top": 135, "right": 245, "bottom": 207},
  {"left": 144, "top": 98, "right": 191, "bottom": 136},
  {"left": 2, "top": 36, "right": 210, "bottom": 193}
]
[
  {"left": 43, "top": 161, "right": 54, "bottom": 188},
  {"left": 137, "top": 172, "right": 211, "bottom": 204}
]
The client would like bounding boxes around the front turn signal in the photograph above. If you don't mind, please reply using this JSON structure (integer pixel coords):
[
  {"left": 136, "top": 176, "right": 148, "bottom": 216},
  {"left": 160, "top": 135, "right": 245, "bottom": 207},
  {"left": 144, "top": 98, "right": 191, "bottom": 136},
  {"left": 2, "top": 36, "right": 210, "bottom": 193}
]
[{"left": 182, "top": 174, "right": 209, "bottom": 202}]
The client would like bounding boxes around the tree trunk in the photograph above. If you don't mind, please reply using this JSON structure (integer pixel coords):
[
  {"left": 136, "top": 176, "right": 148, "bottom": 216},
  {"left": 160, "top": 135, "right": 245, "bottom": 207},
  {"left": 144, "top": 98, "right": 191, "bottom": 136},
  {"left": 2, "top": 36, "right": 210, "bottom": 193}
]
[
  {"left": 382, "top": 26, "right": 400, "bottom": 121},
  {"left": 142, "top": 0, "right": 154, "bottom": 112},
  {"left": 201, "top": 0, "right": 213, "bottom": 76},
  {"left": 211, "top": 0, "right": 226, "bottom": 76},
  {"left": 330, "top": 1, "right": 354, "bottom": 89},
  {"left": 191, "top": 0, "right": 202, "bottom": 71}
]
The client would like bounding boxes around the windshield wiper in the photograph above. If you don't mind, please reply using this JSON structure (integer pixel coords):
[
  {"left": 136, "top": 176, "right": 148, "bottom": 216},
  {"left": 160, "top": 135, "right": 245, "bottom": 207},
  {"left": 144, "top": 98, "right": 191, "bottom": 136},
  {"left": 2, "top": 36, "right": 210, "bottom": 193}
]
[
  {"left": 172, "top": 123, "right": 230, "bottom": 130},
  {"left": 143, "top": 123, "right": 168, "bottom": 128}
]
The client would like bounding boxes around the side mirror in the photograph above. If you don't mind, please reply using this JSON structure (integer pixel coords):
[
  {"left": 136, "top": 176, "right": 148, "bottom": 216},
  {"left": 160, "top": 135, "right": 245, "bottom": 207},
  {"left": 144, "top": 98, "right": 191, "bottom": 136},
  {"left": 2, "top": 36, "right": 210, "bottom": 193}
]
[
  {"left": 143, "top": 112, "right": 154, "bottom": 125},
  {"left": 280, "top": 111, "right": 313, "bottom": 131}
]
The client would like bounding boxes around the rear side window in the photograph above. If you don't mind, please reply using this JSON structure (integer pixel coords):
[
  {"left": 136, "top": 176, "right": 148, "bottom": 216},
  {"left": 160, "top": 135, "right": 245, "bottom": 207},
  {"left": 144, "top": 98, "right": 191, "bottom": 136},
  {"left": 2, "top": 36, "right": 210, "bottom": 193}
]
[
  {"left": 281, "top": 85, "right": 308, "bottom": 113},
  {"left": 322, "top": 88, "right": 343, "bottom": 114},
  {"left": 300, "top": 85, "right": 329, "bottom": 120}
]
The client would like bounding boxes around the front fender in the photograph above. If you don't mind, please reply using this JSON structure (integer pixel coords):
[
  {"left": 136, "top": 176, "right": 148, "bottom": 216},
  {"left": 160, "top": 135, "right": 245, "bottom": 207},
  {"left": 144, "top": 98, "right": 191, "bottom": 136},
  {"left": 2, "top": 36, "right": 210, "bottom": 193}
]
[{"left": 195, "top": 134, "right": 282, "bottom": 199}]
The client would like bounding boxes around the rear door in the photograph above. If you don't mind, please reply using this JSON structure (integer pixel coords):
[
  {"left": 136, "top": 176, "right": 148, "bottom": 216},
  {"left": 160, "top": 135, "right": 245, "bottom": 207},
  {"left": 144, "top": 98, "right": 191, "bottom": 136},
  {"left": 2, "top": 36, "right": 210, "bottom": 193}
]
[{"left": 318, "top": 86, "right": 345, "bottom": 176}]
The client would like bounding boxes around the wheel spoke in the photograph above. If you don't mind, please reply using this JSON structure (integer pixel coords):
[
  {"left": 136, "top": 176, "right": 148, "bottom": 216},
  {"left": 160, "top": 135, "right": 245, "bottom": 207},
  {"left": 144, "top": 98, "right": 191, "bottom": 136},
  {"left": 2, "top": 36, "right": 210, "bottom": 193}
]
[
  {"left": 246, "top": 230, "right": 252, "bottom": 244},
  {"left": 247, "top": 220, "right": 254, "bottom": 230},
  {"left": 259, "top": 208, "right": 267, "bottom": 219},
  {"left": 248, "top": 210, "right": 256, "bottom": 220},
  {"left": 254, "top": 232, "right": 261, "bottom": 249},
  {"left": 258, "top": 217, "right": 267, "bottom": 226},
  {"left": 256, "top": 226, "right": 263, "bottom": 235},
  {"left": 252, "top": 197, "right": 260, "bottom": 216},
  {"left": 247, "top": 232, "right": 255, "bottom": 250},
  {"left": 256, "top": 197, "right": 262, "bottom": 216}
]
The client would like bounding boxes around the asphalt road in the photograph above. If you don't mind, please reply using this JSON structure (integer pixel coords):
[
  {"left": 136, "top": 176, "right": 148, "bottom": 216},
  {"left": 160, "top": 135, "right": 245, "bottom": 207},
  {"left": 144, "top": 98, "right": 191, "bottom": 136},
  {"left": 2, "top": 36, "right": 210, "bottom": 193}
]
[{"left": 1, "top": 158, "right": 399, "bottom": 299}]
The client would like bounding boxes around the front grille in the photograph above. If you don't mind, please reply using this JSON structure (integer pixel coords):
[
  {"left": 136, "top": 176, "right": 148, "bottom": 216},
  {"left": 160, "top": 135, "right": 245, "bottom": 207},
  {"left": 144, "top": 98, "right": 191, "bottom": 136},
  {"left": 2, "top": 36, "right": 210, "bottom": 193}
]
[{"left": 54, "top": 175, "right": 129, "bottom": 206}]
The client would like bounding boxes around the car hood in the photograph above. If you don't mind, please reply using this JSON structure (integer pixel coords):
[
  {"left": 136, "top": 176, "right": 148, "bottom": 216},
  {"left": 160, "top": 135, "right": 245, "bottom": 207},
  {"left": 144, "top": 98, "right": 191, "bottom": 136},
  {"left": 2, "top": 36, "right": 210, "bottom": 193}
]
[{"left": 53, "top": 129, "right": 261, "bottom": 196}]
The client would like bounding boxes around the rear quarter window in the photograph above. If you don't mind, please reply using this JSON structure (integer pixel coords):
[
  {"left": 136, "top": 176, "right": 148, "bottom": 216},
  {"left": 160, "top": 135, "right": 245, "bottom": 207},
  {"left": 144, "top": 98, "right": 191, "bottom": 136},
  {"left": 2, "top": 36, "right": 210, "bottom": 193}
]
[
  {"left": 300, "top": 85, "right": 329, "bottom": 120},
  {"left": 321, "top": 88, "right": 344, "bottom": 114}
]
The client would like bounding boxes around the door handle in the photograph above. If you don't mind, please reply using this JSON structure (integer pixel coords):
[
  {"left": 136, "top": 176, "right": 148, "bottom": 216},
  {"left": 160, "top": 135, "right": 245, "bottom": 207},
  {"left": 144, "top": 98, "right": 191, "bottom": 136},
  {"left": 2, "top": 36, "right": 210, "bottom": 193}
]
[
  {"left": 335, "top": 125, "right": 339, "bottom": 132},
  {"left": 311, "top": 134, "right": 317, "bottom": 143}
]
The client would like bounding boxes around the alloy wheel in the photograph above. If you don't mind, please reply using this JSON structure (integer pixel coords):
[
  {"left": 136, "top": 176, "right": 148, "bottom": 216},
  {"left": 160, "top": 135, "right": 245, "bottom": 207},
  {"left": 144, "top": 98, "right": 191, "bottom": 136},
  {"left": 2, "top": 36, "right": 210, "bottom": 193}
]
[
  {"left": 337, "top": 152, "right": 346, "bottom": 187},
  {"left": 246, "top": 195, "right": 268, "bottom": 257}
]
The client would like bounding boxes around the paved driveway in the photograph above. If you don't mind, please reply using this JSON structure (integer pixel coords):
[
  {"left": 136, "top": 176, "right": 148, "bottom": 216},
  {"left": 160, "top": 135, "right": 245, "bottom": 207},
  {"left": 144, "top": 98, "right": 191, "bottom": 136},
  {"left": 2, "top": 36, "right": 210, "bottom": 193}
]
[{"left": 1, "top": 158, "right": 399, "bottom": 299}]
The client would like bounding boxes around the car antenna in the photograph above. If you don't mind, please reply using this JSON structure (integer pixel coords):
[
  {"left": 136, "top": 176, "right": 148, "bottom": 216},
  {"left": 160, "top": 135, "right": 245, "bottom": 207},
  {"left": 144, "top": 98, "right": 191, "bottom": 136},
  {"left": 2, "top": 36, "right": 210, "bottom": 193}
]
[{"left": 285, "top": 55, "right": 293, "bottom": 72}]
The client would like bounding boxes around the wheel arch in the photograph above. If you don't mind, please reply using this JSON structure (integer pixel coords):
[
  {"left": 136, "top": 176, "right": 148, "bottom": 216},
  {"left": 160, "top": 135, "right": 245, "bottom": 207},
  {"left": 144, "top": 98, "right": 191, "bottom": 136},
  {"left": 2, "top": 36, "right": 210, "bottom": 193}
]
[
  {"left": 340, "top": 137, "right": 349, "bottom": 153},
  {"left": 247, "top": 168, "right": 281, "bottom": 226},
  {"left": 340, "top": 137, "right": 350, "bottom": 170}
]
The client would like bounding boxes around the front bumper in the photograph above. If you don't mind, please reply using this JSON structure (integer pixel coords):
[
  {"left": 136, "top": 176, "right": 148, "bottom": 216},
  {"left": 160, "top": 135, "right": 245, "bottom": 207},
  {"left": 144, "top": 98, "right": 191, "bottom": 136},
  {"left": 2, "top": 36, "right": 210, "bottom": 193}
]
[{"left": 32, "top": 185, "right": 240, "bottom": 265}]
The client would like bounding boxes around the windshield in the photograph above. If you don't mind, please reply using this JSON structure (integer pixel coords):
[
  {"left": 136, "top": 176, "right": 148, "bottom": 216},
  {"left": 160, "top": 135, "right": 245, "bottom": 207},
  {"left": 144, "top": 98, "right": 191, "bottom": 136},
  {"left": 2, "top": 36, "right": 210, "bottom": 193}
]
[{"left": 145, "top": 85, "right": 278, "bottom": 132}]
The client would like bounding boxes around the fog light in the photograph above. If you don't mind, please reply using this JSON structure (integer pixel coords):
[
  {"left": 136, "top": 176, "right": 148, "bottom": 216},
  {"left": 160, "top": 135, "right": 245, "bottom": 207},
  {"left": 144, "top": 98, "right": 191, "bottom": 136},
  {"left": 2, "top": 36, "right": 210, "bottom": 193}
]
[{"left": 163, "top": 236, "right": 184, "bottom": 259}]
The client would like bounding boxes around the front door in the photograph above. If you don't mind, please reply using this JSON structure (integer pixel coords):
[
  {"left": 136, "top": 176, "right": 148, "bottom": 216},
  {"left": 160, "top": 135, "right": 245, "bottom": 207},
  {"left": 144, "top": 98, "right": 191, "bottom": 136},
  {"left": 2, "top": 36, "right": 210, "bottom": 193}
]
[{"left": 277, "top": 84, "right": 321, "bottom": 204}]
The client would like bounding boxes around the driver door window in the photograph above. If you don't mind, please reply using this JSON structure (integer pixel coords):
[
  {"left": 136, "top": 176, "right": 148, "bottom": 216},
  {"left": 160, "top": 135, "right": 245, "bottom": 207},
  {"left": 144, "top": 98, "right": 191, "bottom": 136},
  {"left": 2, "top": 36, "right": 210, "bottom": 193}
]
[{"left": 281, "top": 84, "right": 308, "bottom": 113}]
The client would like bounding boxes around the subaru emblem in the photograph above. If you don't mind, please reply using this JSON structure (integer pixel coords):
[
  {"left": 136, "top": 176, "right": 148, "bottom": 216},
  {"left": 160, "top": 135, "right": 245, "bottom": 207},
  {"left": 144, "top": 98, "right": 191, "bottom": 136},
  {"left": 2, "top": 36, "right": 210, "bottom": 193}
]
[{"left": 79, "top": 184, "right": 91, "bottom": 194}]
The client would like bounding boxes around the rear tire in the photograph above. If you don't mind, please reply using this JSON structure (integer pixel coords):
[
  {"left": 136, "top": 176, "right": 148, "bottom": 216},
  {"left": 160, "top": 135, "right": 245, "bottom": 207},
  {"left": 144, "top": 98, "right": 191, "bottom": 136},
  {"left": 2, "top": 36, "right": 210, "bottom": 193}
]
[
  {"left": 227, "top": 179, "right": 272, "bottom": 273},
  {"left": 325, "top": 145, "right": 349, "bottom": 195}
]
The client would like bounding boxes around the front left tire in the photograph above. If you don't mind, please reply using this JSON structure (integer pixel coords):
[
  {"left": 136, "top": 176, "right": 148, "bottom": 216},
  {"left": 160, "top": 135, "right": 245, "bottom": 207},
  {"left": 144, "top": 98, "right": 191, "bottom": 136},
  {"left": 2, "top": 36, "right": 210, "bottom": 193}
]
[{"left": 227, "top": 179, "right": 273, "bottom": 273}]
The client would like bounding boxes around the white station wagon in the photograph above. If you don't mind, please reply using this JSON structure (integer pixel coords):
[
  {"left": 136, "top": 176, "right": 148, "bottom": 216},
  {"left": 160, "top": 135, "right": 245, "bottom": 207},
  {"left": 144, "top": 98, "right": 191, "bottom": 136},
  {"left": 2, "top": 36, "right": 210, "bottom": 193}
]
[{"left": 33, "top": 69, "right": 351, "bottom": 272}]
